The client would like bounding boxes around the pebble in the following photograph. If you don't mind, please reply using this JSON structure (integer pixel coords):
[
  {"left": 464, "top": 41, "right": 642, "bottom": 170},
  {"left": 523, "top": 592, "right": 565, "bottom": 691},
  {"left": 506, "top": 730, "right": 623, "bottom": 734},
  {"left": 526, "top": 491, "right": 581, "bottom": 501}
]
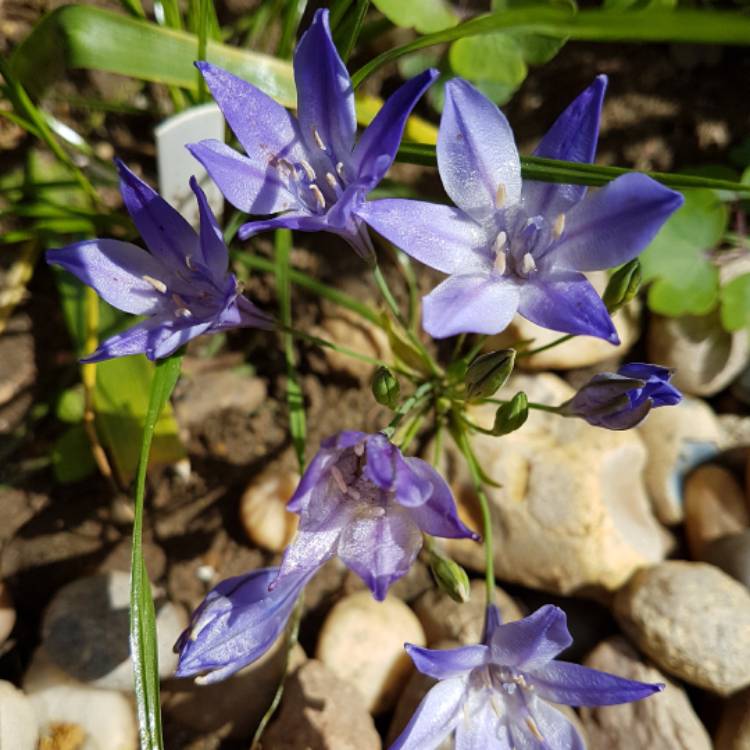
[
  {"left": 315, "top": 591, "right": 426, "bottom": 713},
  {"left": 23, "top": 648, "right": 137, "bottom": 750},
  {"left": 702, "top": 531, "right": 750, "bottom": 589},
  {"left": 637, "top": 396, "right": 721, "bottom": 524},
  {"left": 614, "top": 561, "right": 750, "bottom": 695},
  {"left": 715, "top": 686, "right": 750, "bottom": 749},
  {"left": 441, "top": 373, "right": 670, "bottom": 594},
  {"left": 263, "top": 660, "right": 381, "bottom": 750},
  {"left": 41, "top": 572, "right": 187, "bottom": 691},
  {"left": 413, "top": 580, "right": 523, "bottom": 646},
  {"left": 239, "top": 466, "right": 300, "bottom": 553},
  {"left": 0, "top": 582, "right": 16, "bottom": 646},
  {"left": 0, "top": 680, "right": 39, "bottom": 750},
  {"left": 580, "top": 636, "right": 711, "bottom": 749},
  {"left": 684, "top": 465, "right": 749, "bottom": 558}
]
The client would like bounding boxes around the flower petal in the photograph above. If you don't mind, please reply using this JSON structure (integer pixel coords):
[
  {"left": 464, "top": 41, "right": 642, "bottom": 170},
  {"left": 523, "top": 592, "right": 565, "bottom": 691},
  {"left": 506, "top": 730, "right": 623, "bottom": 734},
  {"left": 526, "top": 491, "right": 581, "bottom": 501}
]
[
  {"left": 389, "top": 678, "right": 466, "bottom": 750},
  {"left": 423, "top": 274, "right": 520, "bottom": 338},
  {"left": 357, "top": 199, "right": 490, "bottom": 274},
  {"left": 456, "top": 698, "right": 512, "bottom": 750},
  {"left": 150, "top": 320, "right": 213, "bottom": 359},
  {"left": 522, "top": 75, "right": 607, "bottom": 216},
  {"left": 517, "top": 270, "right": 619, "bottom": 343},
  {"left": 406, "top": 643, "right": 489, "bottom": 680},
  {"left": 80, "top": 314, "right": 175, "bottom": 362},
  {"left": 550, "top": 173, "right": 684, "bottom": 272},
  {"left": 294, "top": 9, "right": 356, "bottom": 161},
  {"left": 237, "top": 212, "right": 325, "bottom": 240},
  {"left": 439, "top": 79, "right": 521, "bottom": 223},
  {"left": 188, "top": 140, "right": 299, "bottom": 215},
  {"left": 511, "top": 699, "right": 585, "bottom": 750},
  {"left": 351, "top": 69, "right": 438, "bottom": 186},
  {"left": 190, "top": 176, "right": 228, "bottom": 278},
  {"left": 363, "top": 433, "right": 432, "bottom": 506},
  {"left": 115, "top": 159, "right": 200, "bottom": 268},
  {"left": 527, "top": 660, "right": 663, "bottom": 707},
  {"left": 47, "top": 239, "right": 165, "bottom": 315},
  {"left": 489, "top": 605, "right": 572, "bottom": 670}
]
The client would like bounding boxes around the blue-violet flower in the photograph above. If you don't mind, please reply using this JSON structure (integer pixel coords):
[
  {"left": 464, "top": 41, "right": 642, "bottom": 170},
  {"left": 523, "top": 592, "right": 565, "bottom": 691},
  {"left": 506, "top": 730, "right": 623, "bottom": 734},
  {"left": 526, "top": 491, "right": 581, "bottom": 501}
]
[
  {"left": 391, "top": 604, "right": 663, "bottom": 749},
  {"left": 359, "top": 76, "right": 684, "bottom": 340},
  {"left": 190, "top": 9, "right": 437, "bottom": 260},
  {"left": 47, "top": 160, "right": 271, "bottom": 361}
]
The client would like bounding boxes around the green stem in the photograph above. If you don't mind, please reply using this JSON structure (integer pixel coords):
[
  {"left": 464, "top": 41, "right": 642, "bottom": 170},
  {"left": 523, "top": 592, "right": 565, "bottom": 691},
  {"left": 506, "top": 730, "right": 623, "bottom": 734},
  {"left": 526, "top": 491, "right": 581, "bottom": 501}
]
[
  {"left": 464, "top": 335, "right": 489, "bottom": 363},
  {"left": 518, "top": 333, "right": 574, "bottom": 358},
  {"left": 381, "top": 382, "right": 433, "bottom": 439},
  {"left": 482, "top": 398, "right": 560, "bottom": 414}
]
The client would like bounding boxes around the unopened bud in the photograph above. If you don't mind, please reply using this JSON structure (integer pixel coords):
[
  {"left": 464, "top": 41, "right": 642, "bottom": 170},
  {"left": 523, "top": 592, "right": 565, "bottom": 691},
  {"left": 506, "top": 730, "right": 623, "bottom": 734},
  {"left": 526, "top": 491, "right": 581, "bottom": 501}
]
[
  {"left": 371, "top": 366, "right": 400, "bottom": 409},
  {"left": 603, "top": 259, "right": 641, "bottom": 313},
  {"left": 428, "top": 549, "right": 471, "bottom": 603},
  {"left": 465, "top": 349, "right": 516, "bottom": 402},
  {"left": 492, "top": 391, "right": 529, "bottom": 436}
]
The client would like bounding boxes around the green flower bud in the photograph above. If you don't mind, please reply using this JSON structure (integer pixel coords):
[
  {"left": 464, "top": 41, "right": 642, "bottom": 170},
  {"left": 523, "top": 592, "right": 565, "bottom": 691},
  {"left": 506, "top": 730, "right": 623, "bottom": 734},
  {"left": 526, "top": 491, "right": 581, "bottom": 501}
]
[
  {"left": 465, "top": 349, "right": 516, "bottom": 402},
  {"left": 427, "top": 548, "right": 471, "bottom": 603},
  {"left": 371, "top": 366, "right": 400, "bottom": 409},
  {"left": 603, "top": 259, "right": 641, "bottom": 313},
  {"left": 493, "top": 391, "right": 529, "bottom": 436}
]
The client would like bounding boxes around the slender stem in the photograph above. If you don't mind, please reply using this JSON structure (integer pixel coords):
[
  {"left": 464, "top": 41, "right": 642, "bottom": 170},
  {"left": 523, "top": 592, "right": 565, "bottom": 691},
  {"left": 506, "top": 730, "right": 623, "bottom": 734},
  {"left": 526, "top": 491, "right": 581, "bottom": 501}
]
[
  {"left": 464, "top": 335, "right": 489, "bottom": 363},
  {"left": 395, "top": 404, "right": 429, "bottom": 452},
  {"left": 480, "top": 398, "right": 561, "bottom": 414},
  {"left": 451, "top": 333, "right": 467, "bottom": 362},
  {"left": 381, "top": 382, "right": 433, "bottom": 440},
  {"left": 518, "top": 333, "right": 574, "bottom": 358}
]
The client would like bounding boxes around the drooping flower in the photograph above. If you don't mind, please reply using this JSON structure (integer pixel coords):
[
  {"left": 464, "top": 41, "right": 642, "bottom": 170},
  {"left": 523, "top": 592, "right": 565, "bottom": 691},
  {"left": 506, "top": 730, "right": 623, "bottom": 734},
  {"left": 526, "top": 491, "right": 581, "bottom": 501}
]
[
  {"left": 390, "top": 604, "right": 663, "bottom": 749},
  {"left": 174, "top": 567, "right": 310, "bottom": 683},
  {"left": 189, "top": 9, "right": 437, "bottom": 261},
  {"left": 47, "top": 160, "right": 272, "bottom": 361},
  {"left": 358, "top": 76, "right": 684, "bottom": 340},
  {"left": 275, "top": 430, "right": 478, "bottom": 600},
  {"left": 561, "top": 362, "right": 682, "bottom": 430}
]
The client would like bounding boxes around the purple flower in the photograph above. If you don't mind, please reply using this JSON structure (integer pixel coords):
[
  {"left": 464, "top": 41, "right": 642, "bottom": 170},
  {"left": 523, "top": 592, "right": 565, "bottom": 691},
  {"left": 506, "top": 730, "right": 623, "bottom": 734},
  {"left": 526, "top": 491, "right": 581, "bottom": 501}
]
[
  {"left": 47, "top": 160, "right": 272, "bottom": 361},
  {"left": 189, "top": 9, "right": 437, "bottom": 260},
  {"left": 562, "top": 362, "right": 682, "bottom": 430},
  {"left": 391, "top": 604, "right": 663, "bottom": 749},
  {"left": 174, "top": 567, "right": 310, "bottom": 683},
  {"left": 275, "top": 430, "right": 478, "bottom": 600},
  {"left": 358, "top": 76, "right": 684, "bottom": 340}
]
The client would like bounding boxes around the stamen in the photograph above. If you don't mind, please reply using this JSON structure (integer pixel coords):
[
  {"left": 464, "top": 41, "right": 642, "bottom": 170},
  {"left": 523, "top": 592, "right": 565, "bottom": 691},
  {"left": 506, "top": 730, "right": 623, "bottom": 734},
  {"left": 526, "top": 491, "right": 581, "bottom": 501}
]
[
  {"left": 494, "top": 251, "right": 507, "bottom": 275},
  {"left": 495, "top": 183, "right": 507, "bottom": 208},
  {"left": 371, "top": 507, "right": 386, "bottom": 517},
  {"left": 142, "top": 274, "right": 167, "bottom": 294},
  {"left": 521, "top": 253, "right": 537, "bottom": 275},
  {"left": 300, "top": 159, "right": 316, "bottom": 181},
  {"left": 175, "top": 307, "right": 193, "bottom": 318},
  {"left": 347, "top": 487, "right": 361, "bottom": 501},
  {"left": 336, "top": 161, "right": 345, "bottom": 178},
  {"left": 553, "top": 212, "right": 566, "bottom": 239},
  {"left": 325, "top": 172, "right": 338, "bottom": 190},
  {"left": 331, "top": 466, "right": 349, "bottom": 494},
  {"left": 184, "top": 255, "right": 194, "bottom": 270},
  {"left": 490, "top": 697, "right": 506, "bottom": 718},
  {"left": 172, "top": 293, "right": 187, "bottom": 308},
  {"left": 312, "top": 127, "right": 327, "bottom": 151},
  {"left": 309, "top": 184, "right": 326, "bottom": 209},
  {"left": 526, "top": 718, "right": 544, "bottom": 742}
]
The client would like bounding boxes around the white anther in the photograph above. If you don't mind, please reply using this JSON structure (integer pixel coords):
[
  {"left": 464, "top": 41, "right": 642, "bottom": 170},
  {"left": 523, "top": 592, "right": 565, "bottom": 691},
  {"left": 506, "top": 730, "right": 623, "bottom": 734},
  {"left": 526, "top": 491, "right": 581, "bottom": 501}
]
[
  {"left": 553, "top": 212, "right": 566, "bottom": 239},
  {"left": 331, "top": 466, "right": 349, "bottom": 494},
  {"left": 175, "top": 307, "right": 193, "bottom": 318},
  {"left": 300, "top": 159, "right": 316, "bottom": 181},
  {"left": 325, "top": 172, "right": 338, "bottom": 189},
  {"left": 371, "top": 506, "right": 386, "bottom": 517},
  {"left": 309, "top": 183, "right": 326, "bottom": 209},
  {"left": 493, "top": 231, "right": 507, "bottom": 253},
  {"left": 312, "top": 127, "right": 327, "bottom": 151},
  {"left": 336, "top": 161, "right": 345, "bottom": 178},
  {"left": 142, "top": 274, "right": 167, "bottom": 293},
  {"left": 184, "top": 255, "right": 194, "bottom": 270},
  {"left": 495, "top": 183, "right": 507, "bottom": 208},
  {"left": 347, "top": 487, "right": 361, "bottom": 501},
  {"left": 521, "top": 252, "right": 537, "bottom": 275},
  {"left": 490, "top": 697, "right": 506, "bottom": 719},
  {"left": 494, "top": 251, "right": 507, "bottom": 275},
  {"left": 526, "top": 718, "right": 544, "bottom": 742}
]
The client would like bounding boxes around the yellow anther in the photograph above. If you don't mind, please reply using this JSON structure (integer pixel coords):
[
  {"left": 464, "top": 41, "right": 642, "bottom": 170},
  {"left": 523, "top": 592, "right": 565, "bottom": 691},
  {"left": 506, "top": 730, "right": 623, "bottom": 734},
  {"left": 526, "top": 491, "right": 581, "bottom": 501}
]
[
  {"left": 325, "top": 172, "right": 338, "bottom": 189},
  {"left": 521, "top": 253, "right": 537, "bottom": 275},
  {"left": 553, "top": 212, "right": 566, "bottom": 239},
  {"left": 309, "top": 184, "right": 326, "bottom": 209},
  {"left": 300, "top": 159, "right": 316, "bottom": 181},
  {"left": 142, "top": 275, "right": 167, "bottom": 294},
  {"left": 495, "top": 183, "right": 507, "bottom": 208},
  {"left": 526, "top": 718, "right": 544, "bottom": 741},
  {"left": 312, "top": 127, "right": 327, "bottom": 151}
]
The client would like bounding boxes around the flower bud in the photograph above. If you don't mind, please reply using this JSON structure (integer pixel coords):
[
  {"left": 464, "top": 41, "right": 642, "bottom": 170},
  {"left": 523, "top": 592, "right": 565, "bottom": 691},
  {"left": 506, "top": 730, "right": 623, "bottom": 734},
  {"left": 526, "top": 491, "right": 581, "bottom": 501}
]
[
  {"left": 603, "top": 259, "right": 641, "bottom": 313},
  {"left": 427, "top": 548, "right": 471, "bottom": 603},
  {"left": 371, "top": 366, "right": 400, "bottom": 409},
  {"left": 465, "top": 349, "right": 516, "bottom": 402},
  {"left": 492, "top": 391, "right": 529, "bottom": 436}
]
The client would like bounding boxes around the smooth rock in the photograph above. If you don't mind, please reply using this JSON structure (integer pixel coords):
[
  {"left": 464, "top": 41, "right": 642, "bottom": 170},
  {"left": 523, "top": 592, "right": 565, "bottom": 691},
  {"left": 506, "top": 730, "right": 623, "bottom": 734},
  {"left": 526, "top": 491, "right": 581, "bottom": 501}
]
[
  {"left": 702, "top": 531, "right": 750, "bottom": 589},
  {"left": 240, "top": 466, "right": 300, "bottom": 553},
  {"left": 614, "top": 561, "right": 750, "bottom": 695},
  {"left": 637, "top": 396, "right": 721, "bottom": 524},
  {"left": 580, "top": 636, "right": 711, "bottom": 749},
  {"left": 41, "top": 572, "right": 187, "bottom": 690},
  {"left": 684, "top": 465, "right": 749, "bottom": 558},
  {"left": 413, "top": 580, "right": 523, "bottom": 646},
  {"left": 0, "top": 582, "right": 16, "bottom": 646},
  {"left": 715, "top": 686, "right": 750, "bottom": 749},
  {"left": 441, "top": 373, "right": 669, "bottom": 594},
  {"left": 647, "top": 311, "right": 749, "bottom": 397},
  {"left": 263, "top": 660, "right": 381, "bottom": 750},
  {"left": 316, "top": 591, "right": 425, "bottom": 713},
  {"left": 0, "top": 680, "right": 39, "bottom": 749},
  {"left": 23, "top": 648, "right": 137, "bottom": 750}
]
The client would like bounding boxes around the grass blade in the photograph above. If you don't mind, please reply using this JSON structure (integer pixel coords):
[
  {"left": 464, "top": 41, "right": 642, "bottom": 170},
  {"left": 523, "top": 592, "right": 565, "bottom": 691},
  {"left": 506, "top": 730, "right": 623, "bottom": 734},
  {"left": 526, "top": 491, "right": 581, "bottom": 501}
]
[{"left": 334, "top": 0, "right": 370, "bottom": 61}]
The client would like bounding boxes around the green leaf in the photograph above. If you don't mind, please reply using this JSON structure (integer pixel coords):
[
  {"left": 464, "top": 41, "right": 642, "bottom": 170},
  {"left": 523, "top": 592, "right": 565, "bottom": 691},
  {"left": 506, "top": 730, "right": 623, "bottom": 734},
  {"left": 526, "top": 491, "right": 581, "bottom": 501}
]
[
  {"left": 720, "top": 273, "right": 750, "bottom": 332},
  {"left": 449, "top": 33, "right": 528, "bottom": 87},
  {"left": 56, "top": 385, "right": 86, "bottom": 423},
  {"left": 371, "top": 0, "right": 458, "bottom": 32},
  {"left": 52, "top": 424, "right": 97, "bottom": 483}
]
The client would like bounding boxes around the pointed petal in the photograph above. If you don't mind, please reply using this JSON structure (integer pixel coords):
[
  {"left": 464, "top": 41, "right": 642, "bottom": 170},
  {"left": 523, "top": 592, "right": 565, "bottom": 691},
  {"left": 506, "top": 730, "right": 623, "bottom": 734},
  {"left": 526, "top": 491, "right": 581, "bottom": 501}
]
[
  {"left": 47, "top": 239, "right": 165, "bottom": 315},
  {"left": 402, "top": 457, "right": 479, "bottom": 540},
  {"left": 352, "top": 69, "right": 438, "bottom": 186},
  {"left": 337, "top": 506, "right": 423, "bottom": 600},
  {"left": 150, "top": 320, "right": 213, "bottom": 359},
  {"left": 294, "top": 9, "right": 356, "bottom": 160},
  {"left": 115, "top": 159, "right": 199, "bottom": 267},
  {"left": 389, "top": 678, "right": 466, "bottom": 750},
  {"left": 237, "top": 212, "right": 323, "bottom": 240},
  {"left": 523, "top": 76, "right": 607, "bottom": 216},
  {"left": 456, "top": 699, "right": 511, "bottom": 750},
  {"left": 81, "top": 314, "right": 175, "bottom": 362},
  {"left": 233, "top": 295, "right": 275, "bottom": 329},
  {"left": 489, "top": 605, "right": 572, "bottom": 670},
  {"left": 196, "top": 61, "right": 305, "bottom": 164},
  {"left": 528, "top": 660, "right": 663, "bottom": 707},
  {"left": 189, "top": 176, "right": 228, "bottom": 278},
  {"left": 439, "top": 79, "right": 521, "bottom": 223},
  {"left": 483, "top": 604, "right": 503, "bottom": 642},
  {"left": 189, "top": 140, "right": 299, "bottom": 215},
  {"left": 511, "top": 700, "right": 585, "bottom": 750},
  {"left": 551, "top": 173, "right": 684, "bottom": 272},
  {"left": 363, "top": 433, "right": 431, "bottom": 506},
  {"left": 517, "top": 270, "right": 619, "bottom": 343},
  {"left": 357, "top": 199, "right": 490, "bottom": 274},
  {"left": 406, "top": 643, "right": 489, "bottom": 680},
  {"left": 423, "top": 274, "right": 520, "bottom": 338}
]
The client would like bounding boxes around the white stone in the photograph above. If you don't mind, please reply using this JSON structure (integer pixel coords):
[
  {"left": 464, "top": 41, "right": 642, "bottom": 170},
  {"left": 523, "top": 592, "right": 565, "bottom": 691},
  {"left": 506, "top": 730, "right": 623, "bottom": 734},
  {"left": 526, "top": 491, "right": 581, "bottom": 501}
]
[
  {"left": 240, "top": 467, "right": 300, "bottom": 552},
  {"left": 0, "top": 680, "right": 38, "bottom": 750},
  {"left": 0, "top": 582, "right": 16, "bottom": 646}
]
